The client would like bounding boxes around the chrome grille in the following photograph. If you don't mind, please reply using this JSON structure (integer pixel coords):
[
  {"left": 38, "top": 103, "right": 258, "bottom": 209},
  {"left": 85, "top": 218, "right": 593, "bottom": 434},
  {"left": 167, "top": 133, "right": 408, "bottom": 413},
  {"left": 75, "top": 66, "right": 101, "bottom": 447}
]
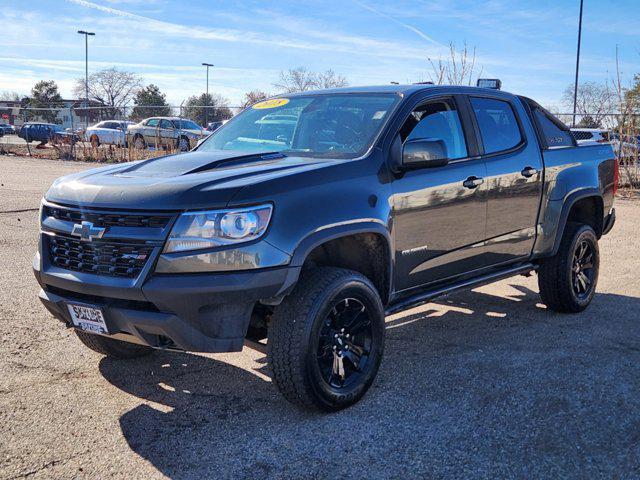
[{"left": 47, "top": 235, "right": 153, "bottom": 278}]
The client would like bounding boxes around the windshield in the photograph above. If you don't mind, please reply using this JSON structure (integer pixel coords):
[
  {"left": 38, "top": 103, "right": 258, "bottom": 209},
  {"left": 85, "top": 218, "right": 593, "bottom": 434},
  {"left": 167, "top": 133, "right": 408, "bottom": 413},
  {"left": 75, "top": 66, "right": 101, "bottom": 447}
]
[
  {"left": 173, "top": 119, "right": 202, "bottom": 130},
  {"left": 198, "top": 93, "right": 399, "bottom": 159}
]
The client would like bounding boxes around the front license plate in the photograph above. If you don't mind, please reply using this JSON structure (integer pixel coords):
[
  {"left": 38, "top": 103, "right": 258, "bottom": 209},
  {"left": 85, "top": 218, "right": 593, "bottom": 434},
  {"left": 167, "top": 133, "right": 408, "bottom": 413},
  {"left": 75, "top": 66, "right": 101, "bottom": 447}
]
[{"left": 66, "top": 303, "right": 108, "bottom": 334}]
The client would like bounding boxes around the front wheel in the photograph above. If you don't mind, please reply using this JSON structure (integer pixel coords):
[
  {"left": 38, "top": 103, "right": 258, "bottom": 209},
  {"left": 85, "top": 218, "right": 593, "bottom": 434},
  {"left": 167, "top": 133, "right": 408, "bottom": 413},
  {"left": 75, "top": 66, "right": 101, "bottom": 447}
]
[
  {"left": 269, "top": 267, "right": 385, "bottom": 411},
  {"left": 538, "top": 222, "right": 600, "bottom": 313}
]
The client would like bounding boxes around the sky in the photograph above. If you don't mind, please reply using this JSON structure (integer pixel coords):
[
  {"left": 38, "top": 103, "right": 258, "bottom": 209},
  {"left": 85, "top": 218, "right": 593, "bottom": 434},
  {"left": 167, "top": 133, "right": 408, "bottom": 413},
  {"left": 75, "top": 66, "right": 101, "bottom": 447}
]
[{"left": 1, "top": 0, "right": 639, "bottom": 109}]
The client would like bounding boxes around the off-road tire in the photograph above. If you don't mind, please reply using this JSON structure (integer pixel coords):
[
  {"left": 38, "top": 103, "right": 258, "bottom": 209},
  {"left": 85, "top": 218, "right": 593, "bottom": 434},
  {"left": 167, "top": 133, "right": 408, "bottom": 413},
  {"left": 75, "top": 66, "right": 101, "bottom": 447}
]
[
  {"left": 538, "top": 222, "right": 599, "bottom": 313},
  {"left": 268, "top": 267, "right": 385, "bottom": 411},
  {"left": 75, "top": 330, "right": 154, "bottom": 359}
]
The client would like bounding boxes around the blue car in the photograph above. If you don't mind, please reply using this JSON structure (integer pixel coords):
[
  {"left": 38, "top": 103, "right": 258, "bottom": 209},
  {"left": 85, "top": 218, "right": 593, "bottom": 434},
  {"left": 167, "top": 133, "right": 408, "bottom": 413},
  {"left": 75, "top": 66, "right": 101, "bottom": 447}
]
[{"left": 18, "top": 123, "right": 67, "bottom": 145}]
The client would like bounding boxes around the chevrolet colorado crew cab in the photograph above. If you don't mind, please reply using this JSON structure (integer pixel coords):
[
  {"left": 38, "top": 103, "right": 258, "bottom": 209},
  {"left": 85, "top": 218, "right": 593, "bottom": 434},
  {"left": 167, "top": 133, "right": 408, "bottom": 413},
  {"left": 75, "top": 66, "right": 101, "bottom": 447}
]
[{"left": 34, "top": 85, "right": 617, "bottom": 411}]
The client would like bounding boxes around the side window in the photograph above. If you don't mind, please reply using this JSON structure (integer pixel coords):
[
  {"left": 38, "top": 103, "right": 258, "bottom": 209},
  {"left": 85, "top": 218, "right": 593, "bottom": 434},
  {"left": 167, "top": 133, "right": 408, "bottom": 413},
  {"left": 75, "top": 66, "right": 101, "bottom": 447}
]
[
  {"left": 470, "top": 97, "right": 522, "bottom": 154},
  {"left": 146, "top": 119, "right": 159, "bottom": 127},
  {"left": 532, "top": 108, "right": 575, "bottom": 148},
  {"left": 399, "top": 98, "right": 468, "bottom": 160},
  {"left": 160, "top": 119, "right": 173, "bottom": 129}
]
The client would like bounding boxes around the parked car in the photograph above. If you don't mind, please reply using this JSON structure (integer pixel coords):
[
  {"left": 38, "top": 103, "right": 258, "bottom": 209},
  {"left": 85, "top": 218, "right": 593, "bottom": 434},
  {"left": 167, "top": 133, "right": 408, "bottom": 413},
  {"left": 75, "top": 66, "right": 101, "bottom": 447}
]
[
  {"left": 18, "top": 123, "right": 65, "bottom": 146},
  {"left": 570, "top": 128, "right": 611, "bottom": 144},
  {"left": 571, "top": 127, "right": 638, "bottom": 164},
  {"left": 0, "top": 123, "right": 15, "bottom": 135},
  {"left": 85, "top": 120, "right": 134, "bottom": 147},
  {"left": 34, "top": 85, "right": 616, "bottom": 411},
  {"left": 205, "top": 121, "right": 224, "bottom": 132},
  {"left": 126, "top": 117, "right": 207, "bottom": 151}
]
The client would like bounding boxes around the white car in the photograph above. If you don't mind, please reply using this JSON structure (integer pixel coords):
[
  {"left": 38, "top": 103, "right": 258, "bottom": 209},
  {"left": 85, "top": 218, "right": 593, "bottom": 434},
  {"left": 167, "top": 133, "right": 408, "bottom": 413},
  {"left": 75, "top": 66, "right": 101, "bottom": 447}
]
[
  {"left": 570, "top": 128, "right": 611, "bottom": 144},
  {"left": 85, "top": 120, "right": 134, "bottom": 147},
  {"left": 571, "top": 128, "right": 639, "bottom": 164}
]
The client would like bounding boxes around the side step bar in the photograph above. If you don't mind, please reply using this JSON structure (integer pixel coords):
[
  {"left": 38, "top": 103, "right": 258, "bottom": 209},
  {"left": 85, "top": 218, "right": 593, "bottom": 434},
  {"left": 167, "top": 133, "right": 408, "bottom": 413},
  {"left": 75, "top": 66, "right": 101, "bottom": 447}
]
[{"left": 385, "top": 263, "right": 536, "bottom": 316}]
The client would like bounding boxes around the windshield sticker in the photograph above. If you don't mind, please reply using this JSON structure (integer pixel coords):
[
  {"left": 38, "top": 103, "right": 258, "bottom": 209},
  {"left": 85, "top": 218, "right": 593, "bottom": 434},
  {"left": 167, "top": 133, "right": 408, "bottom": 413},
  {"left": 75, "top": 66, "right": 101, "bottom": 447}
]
[
  {"left": 372, "top": 110, "right": 387, "bottom": 120},
  {"left": 253, "top": 98, "right": 290, "bottom": 109}
]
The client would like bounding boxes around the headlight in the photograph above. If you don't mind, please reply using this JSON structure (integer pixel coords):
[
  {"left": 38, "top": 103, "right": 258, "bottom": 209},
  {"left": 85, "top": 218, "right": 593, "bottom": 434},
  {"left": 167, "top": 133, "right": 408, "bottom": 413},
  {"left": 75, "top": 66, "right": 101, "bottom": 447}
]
[{"left": 163, "top": 204, "right": 273, "bottom": 253}]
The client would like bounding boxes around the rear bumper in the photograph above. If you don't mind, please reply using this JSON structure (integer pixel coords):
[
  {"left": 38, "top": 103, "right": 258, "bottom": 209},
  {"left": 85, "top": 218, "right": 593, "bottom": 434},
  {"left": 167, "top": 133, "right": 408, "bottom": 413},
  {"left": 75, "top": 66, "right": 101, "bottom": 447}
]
[
  {"left": 35, "top": 264, "right": 300, "bottom": 353},
  {"left": 603, "top": 208, "right": 616, "bottom": 235}
]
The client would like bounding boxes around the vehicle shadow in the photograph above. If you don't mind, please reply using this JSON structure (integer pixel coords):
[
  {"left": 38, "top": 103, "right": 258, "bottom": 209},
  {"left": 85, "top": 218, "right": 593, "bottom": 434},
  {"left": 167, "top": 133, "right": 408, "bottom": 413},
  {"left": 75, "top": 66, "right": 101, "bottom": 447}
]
[{"left": 99, "top": 284, "right": 640, "bottom": 479}]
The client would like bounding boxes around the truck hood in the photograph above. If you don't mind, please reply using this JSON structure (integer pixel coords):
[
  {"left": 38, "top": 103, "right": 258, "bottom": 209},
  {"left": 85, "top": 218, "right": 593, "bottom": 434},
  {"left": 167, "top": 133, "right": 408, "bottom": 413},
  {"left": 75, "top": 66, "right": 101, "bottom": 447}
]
[{"left": 45, "top": 150, "right": 336, "bottom": 210}]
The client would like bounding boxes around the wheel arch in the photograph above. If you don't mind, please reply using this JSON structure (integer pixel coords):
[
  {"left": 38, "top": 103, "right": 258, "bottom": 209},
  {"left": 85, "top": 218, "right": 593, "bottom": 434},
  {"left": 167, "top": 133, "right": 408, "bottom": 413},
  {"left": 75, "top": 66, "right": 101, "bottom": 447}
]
[
  {"left": 551, "top": 189, "right": 604, "bottom": 256},
  {"left": 289, "top": 222, "right": 393, "bottom": 305}
]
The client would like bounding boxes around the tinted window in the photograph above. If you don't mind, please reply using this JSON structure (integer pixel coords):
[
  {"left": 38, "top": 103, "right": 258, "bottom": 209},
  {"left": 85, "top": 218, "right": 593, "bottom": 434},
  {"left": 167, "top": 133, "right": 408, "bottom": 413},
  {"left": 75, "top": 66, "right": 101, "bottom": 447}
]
[
  {"left": 173, "top": 119, "right": 202, "bottom": 130},
  {"left": 160, "top": 119, "right": 173, "bottom": 129},
  {"left": 199, "top": 94, "right": 399, "bottom": 159},
  {"left": 533, "top": 109, "right": 575, "bottom": 148},
  {"left": 400, "top": 98, "right": 467, "bottom": 160},
  {"left": 146, "top": 119, "right": 159, "bottom": 127},
  {"left": 471, "top": 97, "right": 522, "bottom": 154}
]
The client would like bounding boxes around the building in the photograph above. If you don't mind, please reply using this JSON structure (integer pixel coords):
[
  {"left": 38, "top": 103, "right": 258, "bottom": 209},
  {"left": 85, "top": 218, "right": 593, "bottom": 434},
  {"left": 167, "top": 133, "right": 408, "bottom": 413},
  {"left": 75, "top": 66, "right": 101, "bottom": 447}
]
[{"left": 0, "top": 99, "right": 114, "bottom": 130}]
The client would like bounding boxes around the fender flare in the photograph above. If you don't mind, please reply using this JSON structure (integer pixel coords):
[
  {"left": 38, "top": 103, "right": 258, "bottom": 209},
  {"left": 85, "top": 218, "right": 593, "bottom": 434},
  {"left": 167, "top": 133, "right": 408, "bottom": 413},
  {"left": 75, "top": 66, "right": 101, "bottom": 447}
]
[
  {"left": 550, "top": 187, "right": 602, "bottom": 257},
  {"left": 287, "top": 221, "right": 394, "bottom": 301}
]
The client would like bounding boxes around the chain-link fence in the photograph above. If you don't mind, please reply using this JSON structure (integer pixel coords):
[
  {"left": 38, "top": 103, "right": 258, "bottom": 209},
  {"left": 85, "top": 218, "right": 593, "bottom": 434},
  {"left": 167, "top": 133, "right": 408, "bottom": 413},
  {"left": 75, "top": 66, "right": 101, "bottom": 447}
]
[{"left": 0, "top": 104, "right": 243, "bottom": 162}]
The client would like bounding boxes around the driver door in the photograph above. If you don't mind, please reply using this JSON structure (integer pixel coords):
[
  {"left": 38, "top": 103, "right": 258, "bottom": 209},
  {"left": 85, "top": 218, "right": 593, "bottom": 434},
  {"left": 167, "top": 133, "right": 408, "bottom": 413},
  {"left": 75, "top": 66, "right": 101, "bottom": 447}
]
[{"left": 391, "top": 96, "right": 488, "bottom": 291}]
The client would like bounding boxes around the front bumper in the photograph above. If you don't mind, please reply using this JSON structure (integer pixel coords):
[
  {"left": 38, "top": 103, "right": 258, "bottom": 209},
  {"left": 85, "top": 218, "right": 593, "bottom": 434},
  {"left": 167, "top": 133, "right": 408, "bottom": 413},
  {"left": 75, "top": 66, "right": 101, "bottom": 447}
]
[{"left": 35, "top": 263, "right": 300, "bottom": 352}]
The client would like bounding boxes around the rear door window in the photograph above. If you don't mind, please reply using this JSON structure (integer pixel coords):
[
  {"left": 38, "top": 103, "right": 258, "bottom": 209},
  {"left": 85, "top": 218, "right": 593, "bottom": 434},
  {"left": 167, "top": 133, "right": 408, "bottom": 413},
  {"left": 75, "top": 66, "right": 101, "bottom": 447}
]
[{"left": 470, "top": 97, "right": 523, "bottom": 154}]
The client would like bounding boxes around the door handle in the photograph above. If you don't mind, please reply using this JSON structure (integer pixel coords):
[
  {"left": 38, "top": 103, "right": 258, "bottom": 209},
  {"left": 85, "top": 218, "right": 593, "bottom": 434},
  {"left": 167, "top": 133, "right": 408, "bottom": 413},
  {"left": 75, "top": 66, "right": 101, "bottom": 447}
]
[
  {"left": 521, "top": 166, "right": 538, "bottom": 178},
  {"left": 463, "top": 176, "right": 484, "bottom": 189}
]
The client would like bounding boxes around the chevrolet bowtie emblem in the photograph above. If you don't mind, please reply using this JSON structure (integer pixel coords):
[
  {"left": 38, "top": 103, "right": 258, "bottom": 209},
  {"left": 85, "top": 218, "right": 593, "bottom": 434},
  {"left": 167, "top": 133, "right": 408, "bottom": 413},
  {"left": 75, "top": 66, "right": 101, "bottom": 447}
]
[{"left": 71, "top": 221, "right": 106, "bottom": 242}]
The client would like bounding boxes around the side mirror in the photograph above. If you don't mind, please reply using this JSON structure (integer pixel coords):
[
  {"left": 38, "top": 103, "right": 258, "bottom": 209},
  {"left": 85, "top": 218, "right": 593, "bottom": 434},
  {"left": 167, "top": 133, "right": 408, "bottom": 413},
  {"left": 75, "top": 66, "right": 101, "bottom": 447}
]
[{"left": 402, "top": 139, "right": 449, "bottom": 169}]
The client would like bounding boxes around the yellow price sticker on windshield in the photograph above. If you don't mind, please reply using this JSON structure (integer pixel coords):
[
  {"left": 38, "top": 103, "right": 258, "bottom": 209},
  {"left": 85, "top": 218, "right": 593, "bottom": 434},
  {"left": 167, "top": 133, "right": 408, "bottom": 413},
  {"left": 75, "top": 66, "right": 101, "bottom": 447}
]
[{"left": 252, "top": 98, "right": 290, "bottom": 109}]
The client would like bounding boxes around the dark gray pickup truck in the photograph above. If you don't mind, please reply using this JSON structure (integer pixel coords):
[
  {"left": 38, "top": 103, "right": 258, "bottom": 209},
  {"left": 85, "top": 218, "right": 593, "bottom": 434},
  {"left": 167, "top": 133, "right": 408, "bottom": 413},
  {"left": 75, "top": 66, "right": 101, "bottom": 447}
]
[{"left": 34, "top": 85, "right": 617, "bottom": 411}]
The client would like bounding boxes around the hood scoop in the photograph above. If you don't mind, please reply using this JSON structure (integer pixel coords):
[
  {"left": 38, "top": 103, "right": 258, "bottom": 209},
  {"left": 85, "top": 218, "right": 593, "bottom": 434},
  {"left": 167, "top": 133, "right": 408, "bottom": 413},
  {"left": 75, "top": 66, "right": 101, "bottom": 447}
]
[{"left": 116, "top": 151, "right": 287, "bottom": 178}]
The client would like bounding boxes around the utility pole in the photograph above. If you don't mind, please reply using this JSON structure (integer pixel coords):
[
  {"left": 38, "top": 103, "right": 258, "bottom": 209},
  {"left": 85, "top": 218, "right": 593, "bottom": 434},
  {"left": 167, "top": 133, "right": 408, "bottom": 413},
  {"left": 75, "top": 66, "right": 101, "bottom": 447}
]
[
  {"left": 78, "top": 30, "right": 95, "bottom": 130},
  {"left": 202, "top": 62, "right": 213, "bottom": 126},
  {"left": 572, "top": 0, "right": 584, "bottom": 127}
]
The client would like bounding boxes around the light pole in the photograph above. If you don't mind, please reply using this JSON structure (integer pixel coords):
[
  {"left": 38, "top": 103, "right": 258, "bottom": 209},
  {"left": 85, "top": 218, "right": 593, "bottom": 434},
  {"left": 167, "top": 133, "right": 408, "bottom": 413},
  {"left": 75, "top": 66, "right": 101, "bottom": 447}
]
[
  {"left": 202, "top": 62, "right": 213, "bottom": 126},
  {"left": 78, "top": 30, "right": 95, "bottom": 130},
  {"left": 572, "top": 0, "right": 584, "bottom": 127}
]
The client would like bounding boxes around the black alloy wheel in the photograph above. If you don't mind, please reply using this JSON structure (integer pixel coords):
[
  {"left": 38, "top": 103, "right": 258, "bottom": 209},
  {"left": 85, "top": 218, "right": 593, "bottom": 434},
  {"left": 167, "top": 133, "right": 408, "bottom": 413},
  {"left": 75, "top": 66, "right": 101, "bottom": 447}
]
[{"left": 316, "top": 297, "right": 373, "bottom": 389}]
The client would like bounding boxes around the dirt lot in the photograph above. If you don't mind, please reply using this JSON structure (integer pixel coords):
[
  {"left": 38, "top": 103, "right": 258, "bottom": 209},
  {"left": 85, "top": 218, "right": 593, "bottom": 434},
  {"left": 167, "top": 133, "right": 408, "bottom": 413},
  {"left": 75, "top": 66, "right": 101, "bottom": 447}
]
[{"left": 1, "top": 155, "right": 639, "bottom": 479}]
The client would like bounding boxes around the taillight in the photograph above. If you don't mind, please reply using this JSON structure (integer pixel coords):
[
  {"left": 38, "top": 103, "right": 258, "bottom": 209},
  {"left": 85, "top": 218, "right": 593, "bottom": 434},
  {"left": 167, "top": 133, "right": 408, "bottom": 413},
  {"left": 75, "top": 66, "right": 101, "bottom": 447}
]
[{"left": 613, "top": 158, "right": 619, "bottom": 197}]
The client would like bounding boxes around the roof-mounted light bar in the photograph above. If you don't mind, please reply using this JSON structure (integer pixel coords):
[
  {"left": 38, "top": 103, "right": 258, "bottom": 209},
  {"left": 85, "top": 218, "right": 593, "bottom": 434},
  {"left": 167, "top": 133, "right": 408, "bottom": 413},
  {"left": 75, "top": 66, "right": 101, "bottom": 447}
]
[{"left": 476, "top": 78, "right": 502, "bottom": 90}]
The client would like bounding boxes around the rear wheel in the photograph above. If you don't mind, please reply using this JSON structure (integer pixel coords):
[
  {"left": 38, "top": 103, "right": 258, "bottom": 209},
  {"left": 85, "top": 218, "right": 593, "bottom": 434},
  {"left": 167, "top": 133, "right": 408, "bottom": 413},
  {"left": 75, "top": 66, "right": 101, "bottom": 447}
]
[
  {"left": 538, "top": 222, "right": 599, "bottom": 313},
  {"left": 75, "top": 330, "right": 154, "bottom": 359},
  {"left": 269, "top": 267, "right": 385, "bottom": 411},
  {"left": 133, "top": 135, "right": 145, "bottom": 149},
  {"left": 177, "top": 136, "right": 190, "bottom": 152}
]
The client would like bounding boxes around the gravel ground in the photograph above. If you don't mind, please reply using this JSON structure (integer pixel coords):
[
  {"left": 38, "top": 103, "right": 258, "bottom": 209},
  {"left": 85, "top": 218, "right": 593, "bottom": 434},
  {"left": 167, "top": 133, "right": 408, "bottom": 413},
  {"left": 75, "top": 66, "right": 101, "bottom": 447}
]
[{"left": 1, "top": 155, "right": 639, "bottom": 479}]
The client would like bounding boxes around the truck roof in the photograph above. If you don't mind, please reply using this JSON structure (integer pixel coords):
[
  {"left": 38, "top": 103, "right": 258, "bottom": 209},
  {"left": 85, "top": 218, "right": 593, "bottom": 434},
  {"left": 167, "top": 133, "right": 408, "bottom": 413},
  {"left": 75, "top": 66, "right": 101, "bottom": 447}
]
[{"left": 281, "top": 84, "right": 515, "bottom": 98}]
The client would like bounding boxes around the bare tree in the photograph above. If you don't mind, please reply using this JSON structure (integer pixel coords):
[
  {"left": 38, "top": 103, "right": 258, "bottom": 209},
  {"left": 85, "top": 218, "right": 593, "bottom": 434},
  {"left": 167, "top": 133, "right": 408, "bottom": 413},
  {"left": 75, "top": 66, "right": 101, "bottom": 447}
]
[
  {"left": 0, "top": 91, "right": 24, "bottom": 102},
  {"left": 561, "top": 81, "right": 616, "bottom": 128},
  {"left": 611, "top": 46, "right": 639, "bottom": 190},
  {"left": 273, "top": 67, "right": 349, "bottom": 93},
  {"left": 241, "top": 90, "right": 269, "bottom": 109},
  {"left": 315, "top": 69, "right": 348, "bottom": 89},
  {"left": 73, "top": 67, "right": 143, "bottom": 116},
  {"left": 427, "top": 42, "right": 482, "bottom": 86}
]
